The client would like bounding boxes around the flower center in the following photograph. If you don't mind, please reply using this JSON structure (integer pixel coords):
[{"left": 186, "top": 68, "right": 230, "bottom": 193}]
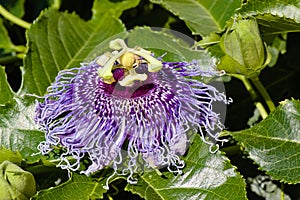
[
  {"left": 101, "top": 67, "right": 157, "bottom": 99},
  {"left": 97, "top": 39, "right": 162, "bottom": 86}
]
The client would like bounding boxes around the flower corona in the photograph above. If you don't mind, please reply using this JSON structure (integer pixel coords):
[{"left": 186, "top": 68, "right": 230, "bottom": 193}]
[{"left": 35, "top": 38, "right": 231, "bottom": 185}]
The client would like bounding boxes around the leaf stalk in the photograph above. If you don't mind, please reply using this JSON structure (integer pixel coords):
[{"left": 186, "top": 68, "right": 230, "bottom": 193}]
[{"left": 0, "top": 5, "right": 31, "bottom": 29}]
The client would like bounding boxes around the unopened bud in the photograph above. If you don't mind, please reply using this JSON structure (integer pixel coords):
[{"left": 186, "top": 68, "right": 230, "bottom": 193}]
[
  {"left": 0, "top": 161, "right": 36, "bottom": 200},
  {"left": 218, "top": 17, "right": 271, "bottom": 78}
]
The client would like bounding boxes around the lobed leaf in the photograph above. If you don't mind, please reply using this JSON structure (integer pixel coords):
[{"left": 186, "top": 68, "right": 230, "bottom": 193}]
[
  {"left": 150, "top": 0, "right": 242, "bottom": 36},
  {"left": 21, "top": 9, "right": 125, "bottom": 96},
  {"left": 126, "top": 134, "right": 247, "bottom": 200},
  {"left": 229, "top": 99, "right": 300, "bottom": 184}
]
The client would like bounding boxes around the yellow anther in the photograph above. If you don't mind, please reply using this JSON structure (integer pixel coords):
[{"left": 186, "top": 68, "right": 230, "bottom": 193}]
[
  {"left": 97, "top": 38, "right": 163, "bottom": 85},
  {"left": 119, "top": 52, "right": 135, "bottom": 68},
  {"left": 130, "top": 49, "right": 162, "bottom": 72}
]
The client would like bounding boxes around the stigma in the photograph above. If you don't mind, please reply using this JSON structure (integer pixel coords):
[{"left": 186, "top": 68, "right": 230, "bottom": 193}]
[{"left": 97, "top": 39, "right": 162, "bottom": 86}]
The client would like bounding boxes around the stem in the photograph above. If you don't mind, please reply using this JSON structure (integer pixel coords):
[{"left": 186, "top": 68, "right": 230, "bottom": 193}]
[
  {"left": 251, "top": 78, "right": 276, "bottom": 112},
  {"left": 281, "top": 183, "right": 285, "bottom": 200},
  {"left": 0, "top": 5, "right": 31, "bottom": 29},
  {"left": 229, "top": 74, "right": 268, "bottom": 119},
  {"left": 51, "top": 0, "right": 61, "bottom": 9},
  {"left": 0, "top": 54, "right": 22, "bottom": 64},
  {"left": 255, "top": 102, "right": 268, "bottom": 119}
]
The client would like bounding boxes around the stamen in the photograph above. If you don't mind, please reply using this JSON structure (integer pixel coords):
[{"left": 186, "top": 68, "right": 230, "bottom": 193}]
[
  {"left": 97, "top": 39, "right": 163, "bottom": 85},
  {"left": 118, "top": 69, "right": 147, "bottom": 87},
  {"left": 129, "top": 49, "right": 162, "bottom": 72}
]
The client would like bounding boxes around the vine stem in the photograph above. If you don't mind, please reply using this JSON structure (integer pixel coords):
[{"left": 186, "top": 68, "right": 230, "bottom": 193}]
[
  {"left": 0, "top": 5, "right": 31, "bottom": 29},
  {"left": 251, "top": 77, "right": 276, "bottom": 112},
  {"left": 228, "top": 74, "right": 268, "bottom": 119},
  {"left": 51, "top": 0, "right": 61, "bottom": 9}
]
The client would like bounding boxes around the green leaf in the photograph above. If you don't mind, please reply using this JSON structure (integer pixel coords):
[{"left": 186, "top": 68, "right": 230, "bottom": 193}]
[
  {"left": 0, "top": 148, "right": 23, "bottom": 164},
  {"left": 126, "top": 134, "right": 247, "bottom": 200},
  {"left": 0, "top": 18, "right": 15, "bottom": 50},
  {"left": 150, "top": 0, "right": 242, "bottom": 36},
  {"left": 0, "top": 96, "right": 44, "bottom": 163},
  {"left": 229, "top": 99, "right": 300, "bottom": 184},
  {"left": 21, "top": 9, "right": 125, "bottom": 96},
  {"left": 239, "top": 0, "right": 300, "bottom": 34},
  {"left": 92, "top": 0, "right": 140, "bottom": 18},
  {"left": 32, "top": 173, "right": 109, "bottom": 200},
  {"left": 0, "top": 0, "right": 25, "bottom": 18},
  {"left": 239, "top": 0, "right": 300, "bottom": 23},
  {"left": 0, "top": 66, "right": 13, "bottom": 106},
  {"left": 127, "top": 27, "right": 218, "bottom": 73},
  {"left": 256, "top": 14, "right": 300, "bottom": 35}
]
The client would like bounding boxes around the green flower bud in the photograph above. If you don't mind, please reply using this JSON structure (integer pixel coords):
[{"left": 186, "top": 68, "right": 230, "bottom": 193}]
[
  {"left": 218, "top": 17, "right": 271, "bottom": 78},
  {"left": 0, "top": 161, "right": 36, "bottom": 200}
]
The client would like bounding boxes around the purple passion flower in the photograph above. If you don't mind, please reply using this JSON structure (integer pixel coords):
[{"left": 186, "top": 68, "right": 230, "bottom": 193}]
[{"left": 35, "top": 39, "right": 231, "bottom": 184}]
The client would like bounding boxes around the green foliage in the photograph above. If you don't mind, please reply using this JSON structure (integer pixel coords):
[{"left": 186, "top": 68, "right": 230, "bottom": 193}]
[
  {"left": 218, "top": 17, "right": 271, "bottom": 78},
  {"left": 0, "top": 0, "right": 25, "bottom": 18},
  {"left": 92, "top": 0, "right": 140, "bottom": 18},
  {"left": 0, "top": 66, "right": 13, "bottom": 105},
  {"left": 22, "top": 9, "right": 124, "bottom": 96},
  {"left": 32, "top": 173, "right": 109, "bottom": 200},
  {"left": 0, "top": 18, "right": 14, "bottom": 50},
  {"left": 126, "top": 134, "right": 246, "bottom": 200},
  {"left": 239, "top": 0, "right": 300, "bottom": 22},
  {"left": 229, "top": 99, "right": 300, "bottom": 184},
  {"left": 0, "top": 96, "right": 44, "bottom": 162},
  {"left": 150, "top": 0, "right": 242, "bottom": 36},
  {"left": 0, "top": 0, "right": 300, "bottom": 199}
]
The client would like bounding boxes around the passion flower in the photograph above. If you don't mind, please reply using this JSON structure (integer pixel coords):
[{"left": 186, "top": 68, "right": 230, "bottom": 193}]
[{"left": 35, "top": 39, "right": 231, "bottom": 185}]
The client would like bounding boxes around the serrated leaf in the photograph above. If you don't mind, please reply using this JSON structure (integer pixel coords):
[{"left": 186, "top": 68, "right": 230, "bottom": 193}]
[
  {"left": 229, "top": 99, "right": 300, "bottom": 184},
  {"left": 0, "top": 96, "right": 44, "bottom": 162},
  {"left": 126, "top": 134, "right": 246, "bottom": 200},
  {"left": 256, "top": 14, "right": 300, "bottom": 35},
  {"left": 21, "top": 9, "right": 125, "bottom": 96},
  {"left": 239, "top": 0, "right": 300, "bottom": 35},
  {"left": 239, "top": 0, "right": 300, "bottom": 23},
  {"left": 92, "top": 0, "right": 140, "bottom": 19},
  {"left": 150, "top": 0, "right": 242, "bottom": 36},
  {"left": 0, "top": 66, "right": 13, "bottom": 106},
  {"left": 32, "top": 173, "right": 109, "bottom": 200}
]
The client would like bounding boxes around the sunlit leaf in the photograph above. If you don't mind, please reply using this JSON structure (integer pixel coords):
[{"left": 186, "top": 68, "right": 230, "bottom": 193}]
[
  {"left": 229, "top": 99, "right": 300, "bottom": 184},
  {"left": 92, "top": 0, "right": 140, "bottom": 18},
  {"left": 21, "top": 9, "right": 124, "bottom": 96},
  {"left": 126, "top": 27, "right": 219, "bottom": 78},
  {"left": 239, "top": 0, "right": 300, "bottom": 34},
  {"left": 150, "top": 0, "right": 242, "bottom": 36},
  {"left": 126, "top": 134, "right": 247, "bottom": 200},
  {"left": 0, "top": 66, "right": 13, "bottom": 106},
  {"left": 0, "top": 96, "right": 44, "bottom": 163},
  {"left": 32, "top": 173, "right": 110, "bottom": 200}
]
